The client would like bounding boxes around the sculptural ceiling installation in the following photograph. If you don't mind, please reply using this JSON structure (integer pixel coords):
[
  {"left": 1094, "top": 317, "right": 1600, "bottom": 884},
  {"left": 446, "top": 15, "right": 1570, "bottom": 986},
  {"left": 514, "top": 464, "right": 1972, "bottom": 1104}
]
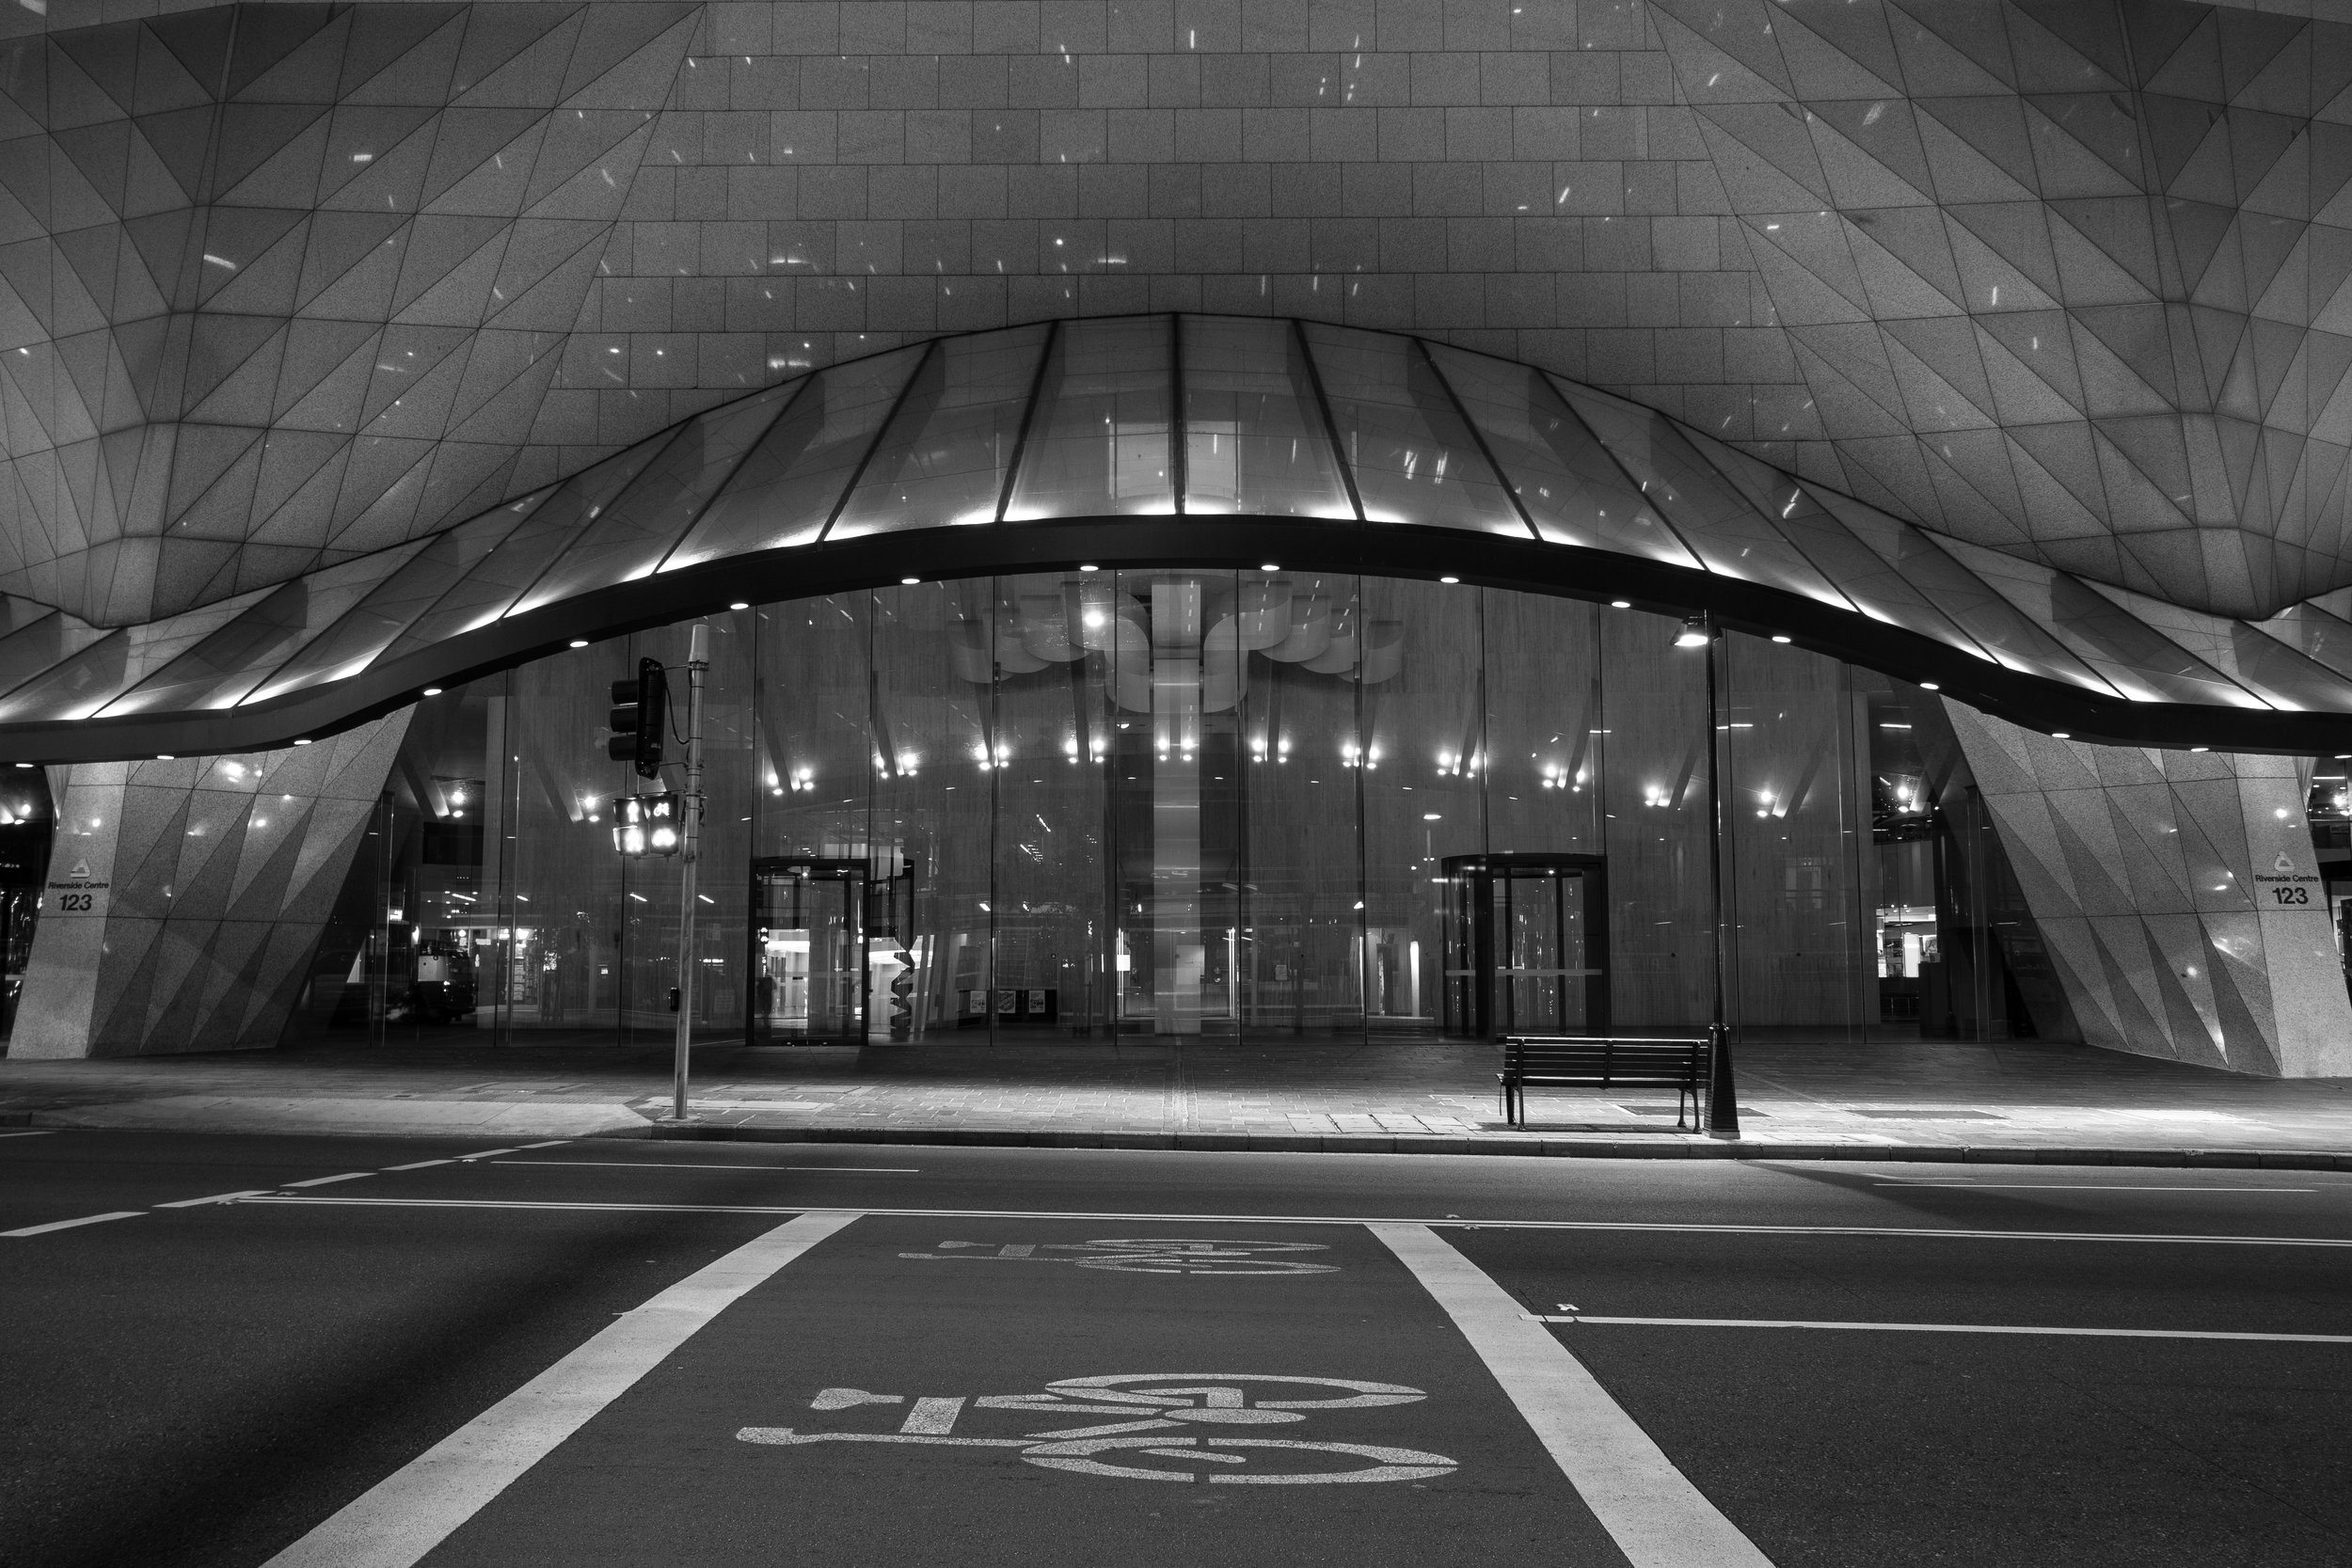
[{"left": 5, "top": 2, "right": 2352, "bottom": 757}]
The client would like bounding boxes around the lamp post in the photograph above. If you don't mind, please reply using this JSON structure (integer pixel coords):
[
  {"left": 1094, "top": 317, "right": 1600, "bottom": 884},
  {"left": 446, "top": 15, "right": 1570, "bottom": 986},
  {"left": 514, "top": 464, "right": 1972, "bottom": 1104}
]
[
  {"left": 661, "top": 621, "right": 710, "bottom": 1126},
  {"left": 1680, "top": 611, "right": 1741, "bottom": 1137}
]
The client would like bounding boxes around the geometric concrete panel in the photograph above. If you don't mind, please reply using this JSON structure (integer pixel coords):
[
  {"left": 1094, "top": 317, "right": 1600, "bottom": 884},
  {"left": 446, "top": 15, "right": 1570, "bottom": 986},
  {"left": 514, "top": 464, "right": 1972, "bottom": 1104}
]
[
  {"left": 8, "top": 707, "right": 408, "bottom": 1055},
  {"left": 1947, "top": 699, "right": 2352, "bottom": 1076}
]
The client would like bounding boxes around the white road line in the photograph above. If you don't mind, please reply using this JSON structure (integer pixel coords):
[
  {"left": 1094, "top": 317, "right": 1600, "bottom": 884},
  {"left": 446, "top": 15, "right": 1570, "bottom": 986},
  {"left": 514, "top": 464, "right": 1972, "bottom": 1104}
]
[
  {"left": 0, "top": 1129, "right": 57, "bottom": 1139},
  {"left": 230, "top": 1196, "right": 2352, "bottom": 1248},
  {"left": 1375, "top": 1223, "right": 1772, "bottom": 1568},
  {"left": 3, "top": 1211, "right": 143, "bottom": 1238},
  {"left": 283, "top": 1173, "right": 373, "bottom": 1188},
  {"left": 491, "top": 1160, "right": 923, "bottom": 1173},
  {"left": 509, "top": 1140, "right": 575, "bottom": 1150},
  {"left": 154, "top": 1190, "right": 271, "bottom": 1208},
  {"left": 455, "top": 1148, "right": 525, "bottom": 1161},
  {"left": 1879, "top": 1184, "right": 2316, "bottom": 1193},
  {"left": 262, "top": 1210, "right": 859, "bottom": 1568},
  {"left": 383, "top": 1159, "right": 454, "bottom": 1171},
  {"left": 1535, "top": 1315, "right": 2352, "bottom": 1344}
]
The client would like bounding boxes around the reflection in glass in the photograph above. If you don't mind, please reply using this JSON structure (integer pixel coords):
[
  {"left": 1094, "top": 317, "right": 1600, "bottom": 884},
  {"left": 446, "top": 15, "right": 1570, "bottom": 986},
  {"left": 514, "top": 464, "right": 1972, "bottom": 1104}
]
[
  {"left": 667, "top": 345, "right": 926, "bottom": 569},
  {"left": 1950, "top": 539, "right": 2256, "bottom": 705},
  {"left": 377, "top": 442, "right": 672, "bottom": 666},
  {"left": 1304, "top": 326, "right": 1525, "bottom": 535},
  {"left": 104, "top": 549, "right": 432, "bottom": 716},
  {"left": 511, "top": 387, "right": 795, "bottom": 615},
  {"left": 1428, "top": 345, "right": 1696, "bottom": 563},
  {"left": 1003, "top": 319, "right": 1173, "bottom": 519},
  {"left": 245, "top": 499, "right": 547, "bottom": 704},
  {"left": 1565, "top": 388, "right": 1851, "bottom": 608},
  {"left": 830, "top": 325, "right": 1051, "bottom": 538},
  {"left": 1812, "top": 489, "right": 2117, "bottom": 694},
  {"left": 1179, "top": 316, "right": 1354, "bottom": 517}
]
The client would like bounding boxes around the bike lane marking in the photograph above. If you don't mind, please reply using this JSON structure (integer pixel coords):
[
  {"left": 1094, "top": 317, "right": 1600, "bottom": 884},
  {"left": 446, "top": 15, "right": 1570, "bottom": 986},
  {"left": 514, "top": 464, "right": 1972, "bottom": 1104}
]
[
  {"left": 399, "top": 1217, "right": 1642, "bottom": 1568},
  {"left": 1374, "top": 1224, "right": 1774, "bottom": 1568},
  {"left": 260, "top": 1211, "right": 857, "bottom": 1568}
]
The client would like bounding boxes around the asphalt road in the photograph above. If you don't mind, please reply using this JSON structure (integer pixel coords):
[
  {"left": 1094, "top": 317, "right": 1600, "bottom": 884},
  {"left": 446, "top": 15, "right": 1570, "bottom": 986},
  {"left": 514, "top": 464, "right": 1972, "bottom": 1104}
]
[{"left": 2, "top": 1129, "right": 2348, "bottom": 1567}]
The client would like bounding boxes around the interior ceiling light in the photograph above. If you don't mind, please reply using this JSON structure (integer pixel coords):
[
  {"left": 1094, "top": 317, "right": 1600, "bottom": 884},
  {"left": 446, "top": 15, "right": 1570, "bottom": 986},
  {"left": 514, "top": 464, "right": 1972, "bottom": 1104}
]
[
  {"left": 1610, "top": 600, "right": 1630, "bottom": 609},
  {"left": 1771, "top": 634, "right": 1791, "bottom": 644},
  {"left": 1674, "top": 614, "right": 1709, "bottom": 648}
]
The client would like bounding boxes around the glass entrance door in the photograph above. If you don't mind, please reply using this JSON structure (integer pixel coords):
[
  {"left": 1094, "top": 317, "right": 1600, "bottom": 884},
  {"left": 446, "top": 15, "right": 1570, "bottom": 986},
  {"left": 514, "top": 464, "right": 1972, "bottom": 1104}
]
[
  {"left": 752, "top": 858, "right": 868, "bottom": 1043},
  {"left": 1440, "top": 854, "right": 1608, "bottom": 1039}
]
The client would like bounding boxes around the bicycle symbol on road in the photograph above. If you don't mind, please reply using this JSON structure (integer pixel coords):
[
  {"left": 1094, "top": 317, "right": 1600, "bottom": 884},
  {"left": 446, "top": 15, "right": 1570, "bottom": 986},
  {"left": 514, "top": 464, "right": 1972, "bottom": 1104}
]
[
  {"left": 900, "top": 1238, "right": 1340, "bottom": 1275},
  {"left": 738, "top": 1372, "right": 1456, "bottom": 1484}
]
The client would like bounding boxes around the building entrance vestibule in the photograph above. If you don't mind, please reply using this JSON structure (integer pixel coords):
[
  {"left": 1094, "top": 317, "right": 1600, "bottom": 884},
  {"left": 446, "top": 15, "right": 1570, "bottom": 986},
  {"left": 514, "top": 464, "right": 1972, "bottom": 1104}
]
[
  {"left": 1441, "top": 854, "right": 1608, "bottom": 1039},
  {"left": 749, "top": 857, "right": 918, "bottom": 1045}
]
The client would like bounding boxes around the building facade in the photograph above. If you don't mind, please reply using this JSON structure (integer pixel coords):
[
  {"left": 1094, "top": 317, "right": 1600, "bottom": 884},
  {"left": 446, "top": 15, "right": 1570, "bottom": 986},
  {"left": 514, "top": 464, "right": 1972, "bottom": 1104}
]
[{"left": 3, "top": 1, "right": 2352, "bottom": 1075}]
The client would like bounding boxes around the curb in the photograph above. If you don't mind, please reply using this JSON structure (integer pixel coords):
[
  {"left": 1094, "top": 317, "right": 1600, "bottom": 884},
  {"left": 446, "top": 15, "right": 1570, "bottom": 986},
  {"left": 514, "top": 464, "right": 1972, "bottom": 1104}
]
[{"left": 613, "top": 1121, "right": 2352, "bottom": 1170}]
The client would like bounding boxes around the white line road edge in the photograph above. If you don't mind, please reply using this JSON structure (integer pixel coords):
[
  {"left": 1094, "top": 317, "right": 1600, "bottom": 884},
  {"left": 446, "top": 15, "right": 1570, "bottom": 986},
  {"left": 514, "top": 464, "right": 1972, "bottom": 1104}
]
[
  {"left": 261, "top": 1210, "right": 860, "bottom": 1568},
  {"left": 230, "top": 1196, "right": 2352, "bottom": 1248},
  {"left": 1374, "top": 1222, "right": 1774, "bottom": 1568},
  {"left": 1, "top": 1210, "right": 142, "bottom": 1237},
  {"left": 1537, "top": 1316, "right": 2352, "bottom": 1343}
]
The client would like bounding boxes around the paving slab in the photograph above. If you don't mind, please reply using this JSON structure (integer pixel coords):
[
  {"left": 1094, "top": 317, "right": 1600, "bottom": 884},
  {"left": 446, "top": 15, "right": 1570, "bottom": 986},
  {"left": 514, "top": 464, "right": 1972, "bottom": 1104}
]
[{"left": 1, "top": 1037, "right": 2347, "bottom": 1167}]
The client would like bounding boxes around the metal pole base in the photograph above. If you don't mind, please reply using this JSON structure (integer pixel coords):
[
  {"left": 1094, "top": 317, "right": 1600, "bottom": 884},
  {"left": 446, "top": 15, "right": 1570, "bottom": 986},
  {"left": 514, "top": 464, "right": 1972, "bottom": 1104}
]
[{"left": 1705, "top": 1022, "right": 1742, "bottom": 1140}]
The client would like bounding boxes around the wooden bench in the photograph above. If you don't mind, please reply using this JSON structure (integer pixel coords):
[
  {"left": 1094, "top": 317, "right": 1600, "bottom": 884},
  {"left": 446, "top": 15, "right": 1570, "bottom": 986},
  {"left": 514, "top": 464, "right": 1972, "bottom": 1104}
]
[{"left": 1497, "top": 1035, "right": 1710, "bottom": 1129}]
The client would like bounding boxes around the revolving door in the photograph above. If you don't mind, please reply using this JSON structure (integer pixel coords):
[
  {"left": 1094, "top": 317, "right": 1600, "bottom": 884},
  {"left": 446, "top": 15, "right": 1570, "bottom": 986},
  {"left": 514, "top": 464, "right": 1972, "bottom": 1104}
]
[
  {"left": 1440, "top": 854, "right": 1609, "bottom": 1039},
  {"left": 749, "top": 856, "right": 918, "bottom": 1045}
]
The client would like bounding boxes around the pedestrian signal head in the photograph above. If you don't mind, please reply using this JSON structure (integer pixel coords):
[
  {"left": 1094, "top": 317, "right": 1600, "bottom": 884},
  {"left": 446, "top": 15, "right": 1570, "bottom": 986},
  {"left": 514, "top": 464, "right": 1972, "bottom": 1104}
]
[{"left": 610, "top": 791, "right": 682, "bottom": 856}]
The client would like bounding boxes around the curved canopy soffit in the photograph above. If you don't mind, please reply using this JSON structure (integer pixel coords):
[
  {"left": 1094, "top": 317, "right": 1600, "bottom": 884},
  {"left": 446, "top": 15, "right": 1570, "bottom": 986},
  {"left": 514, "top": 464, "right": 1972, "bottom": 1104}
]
[{"left": 5, "top": 313, "right": 2352, "bottom": 764}]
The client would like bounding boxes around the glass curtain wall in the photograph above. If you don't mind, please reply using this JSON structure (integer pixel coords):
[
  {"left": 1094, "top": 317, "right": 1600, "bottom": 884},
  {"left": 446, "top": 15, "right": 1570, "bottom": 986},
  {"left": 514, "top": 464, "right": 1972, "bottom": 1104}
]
[{"left": 285, "top": 578, "right": 2075, "bottom": 1049}]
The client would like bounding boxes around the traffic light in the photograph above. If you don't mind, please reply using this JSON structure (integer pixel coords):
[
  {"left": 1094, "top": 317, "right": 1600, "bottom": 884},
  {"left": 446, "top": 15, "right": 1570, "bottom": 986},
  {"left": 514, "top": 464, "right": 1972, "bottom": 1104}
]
[
  {"left": 608, "top": 657, "right": 668, "bottom": 778},
  {"left": 610, "top": 791, "right": 682, "bottom": 856}
]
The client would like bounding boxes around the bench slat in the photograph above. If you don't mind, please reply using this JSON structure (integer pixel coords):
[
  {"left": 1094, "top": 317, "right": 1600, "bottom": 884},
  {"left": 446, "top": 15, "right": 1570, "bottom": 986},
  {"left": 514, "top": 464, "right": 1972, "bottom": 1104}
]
[{"left": 1494, "top": 1035, "right": 1709, "bottom": 1130}]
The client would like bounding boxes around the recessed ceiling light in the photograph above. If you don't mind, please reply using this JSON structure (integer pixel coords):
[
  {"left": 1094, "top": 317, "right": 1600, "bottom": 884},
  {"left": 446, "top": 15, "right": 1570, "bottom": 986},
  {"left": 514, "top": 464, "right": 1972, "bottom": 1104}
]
[
  {"left": 728, "top": 601, "right": 749, "bottom": 610},
  {"left": 2190, "top": 745, "right": 2210, "bottom": 752},
  {"left": 156, "top": 753, "right": 174, "bottom": 760},
  {"left": 293, "top": 737, "right": 313, "bottom": 746},
  {"left": 2052, "top": 732, "right": 2071, "bottom": 739},
  {"left": 568, "top": 639, "right": 589, "bottom": 648},
  {"left": 1919, "top": 682, "right": 1940, "bottom": 690},
  {"left": 1439, "top": 576, "right": 1459, "bottom": 584},
  {"left": 1771, "top": 634, "right": 1790, "bottom": 643},
  {"left": 1610, "top": 600, "right": 1630, "bottom": 610},
  {"left": 421, "top": 687, "right": 442, "bottom": 697},
  {"left": 1260, "top": 562, "right": 1279, "bottom": 572},
  {"left": 901, "top": 577, "right": 920, "bottom": 585},
  {"left": 1079, "top": 563, "right": 1098, "bottom": 572}
]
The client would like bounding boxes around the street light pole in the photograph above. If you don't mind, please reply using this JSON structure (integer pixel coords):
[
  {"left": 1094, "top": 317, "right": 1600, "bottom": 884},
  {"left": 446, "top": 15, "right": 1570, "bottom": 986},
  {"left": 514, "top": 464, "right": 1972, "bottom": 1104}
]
[
  {"left": 1701, "top": 611, "right": 1741, "bottom": 1137},
  {"left": 664, "top": 621, "right": 710, "bottom": 1126}
]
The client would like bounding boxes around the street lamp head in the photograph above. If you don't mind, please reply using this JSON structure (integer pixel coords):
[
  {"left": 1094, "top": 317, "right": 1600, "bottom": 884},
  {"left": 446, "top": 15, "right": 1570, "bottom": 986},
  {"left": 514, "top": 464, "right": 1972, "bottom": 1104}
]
[{"left": 1675, "top": 613, "right": 1710, "bottom": 648}]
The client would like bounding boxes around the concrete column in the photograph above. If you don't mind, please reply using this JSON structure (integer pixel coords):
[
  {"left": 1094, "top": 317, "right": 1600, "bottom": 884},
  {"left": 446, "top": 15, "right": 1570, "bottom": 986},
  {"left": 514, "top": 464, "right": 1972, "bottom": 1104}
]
[
  {"left": 9, "top": 714, "right": 410, "bottom": 1058},
  {"left": 1946, "top": 703, "right": 2352, "bottom": 1078}
]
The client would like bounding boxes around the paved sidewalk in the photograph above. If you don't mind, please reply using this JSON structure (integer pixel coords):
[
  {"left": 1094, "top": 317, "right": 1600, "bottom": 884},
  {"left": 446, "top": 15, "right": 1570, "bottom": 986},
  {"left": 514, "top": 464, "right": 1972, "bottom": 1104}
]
[{"left": 4, "top": 1036, "right": 2351, "bottom": 1166}]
